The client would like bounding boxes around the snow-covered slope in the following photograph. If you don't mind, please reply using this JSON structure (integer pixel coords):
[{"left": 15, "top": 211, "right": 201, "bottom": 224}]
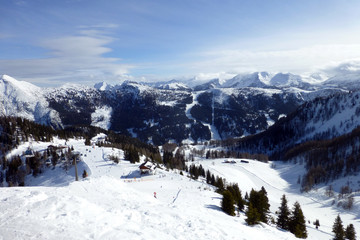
[
  {"left": 44, "top": 83, "right": 111, "bottom": 129},
  {"left": 91, "top": 106, "right": 113, "bottom": 130},
  {"left": 236, "top": 88, "right": 360, "bottom": 160},
  {"left": 0, "top": 75, "right": 62, "bottom": 128},
  {"left": 269, "top": 73, "right": 313, "bottom": 89},
  {"left": 152, "top": 80, "right": 191, "bottom": 91},
  {"left": 94, "top": 81, "right": 112, "bottom": 91},
  {"left": 321, "top": 61, "right": 360, "bottom": 90},
  {"left": 223, "top": 72, "right": 270, "bottom": 88},
  {"left": 324, "top": 72, "right": 360, "bottom": 90},
  {"left": 0, "top": 71, "right": 353, "bottom": 144},
  {"left": 1, "top": 138, "right": 358, "bottom": 239}
]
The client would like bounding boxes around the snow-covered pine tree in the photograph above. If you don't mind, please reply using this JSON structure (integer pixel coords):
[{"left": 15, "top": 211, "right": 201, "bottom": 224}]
[
  {"left": 245, "top": 202, "right": 260, "bottom": 225},
  {"left": 248, "top": 187, "right": 270, "bottom": 223},
  {"left": 332, "top": 215, "right": 344, "bottom": 240},
  {"left": 289, "top": 201, "right": 307, "bottom": 239},
  {"left": 276, "top": 194, "right": 290, "bottom": 230},
  {"left": 345, "top": 223, "right": 356, "bottom": 240},
  {"left": 221, "top": 190, "right": 235, "bottom": 216},
  {"left": 226, "top": 183, "right": 245, "bottom": 212}
]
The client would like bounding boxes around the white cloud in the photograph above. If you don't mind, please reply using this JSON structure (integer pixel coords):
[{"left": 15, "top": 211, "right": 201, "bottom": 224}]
[
  {"left": 190, "top": 44, "right": 360, "bottom": 75},
  {"left": 42, "top": 36, "right": 113, "bottom": 58},
  {"left": 319, "top": 59, "right": 360, "bottom": 76},
  {"left": 0, "top": 32, "right": 133, "bottom": 86}
]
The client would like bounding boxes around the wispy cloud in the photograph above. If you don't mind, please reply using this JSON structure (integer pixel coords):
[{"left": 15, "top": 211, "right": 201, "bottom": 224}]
[
  {"left": 0, "top": 33, "right": 14, "bottom": 39},
  {"left": 188, "top": 44, "right": 360, "bottom": 75},
  {"left": 0, "top": 28, "right": 134, "bottom": 86},
  {"left": 320, "top": 59, "right": 360, "bottom": 75}
]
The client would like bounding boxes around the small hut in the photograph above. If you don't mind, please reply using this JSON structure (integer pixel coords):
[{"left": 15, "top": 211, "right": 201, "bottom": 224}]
[
  {"left": 24, "top": 147, "right": 35, "bottom": 158},
  {"left": 139, "top": 160, "right": 157, "bottom": 175}
]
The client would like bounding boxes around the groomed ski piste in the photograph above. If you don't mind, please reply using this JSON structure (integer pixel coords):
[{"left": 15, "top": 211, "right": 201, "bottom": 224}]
[{"left": 0, "top": 134, "right": 359, "bottom": 240}]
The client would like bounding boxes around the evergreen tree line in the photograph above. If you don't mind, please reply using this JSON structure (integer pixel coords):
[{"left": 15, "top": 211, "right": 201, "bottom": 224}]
[
  {"left": 185, "top": 163, "right": 307, "bottom": 238},
  {"left": 163, "top": 149, "right": 186, "bottom": 170},
  {"left": 186, "top": 164, "right": 227, "bottom": 192},
  {"left": 100, "top": 131, "right": 162, "bottom": 164},
  {"left": 220, "top": 183, "right": 308, "bottom": 239},
  {"left": 332, "top": 215, "right": 356, "bottom": 240},
  {"left": 275, "top": 194, "right": 307, "bottom": 238},
  {"left": 283, "top": 126, "right": 360, "bottom": 191},
  {"left": 0, "top": 116, "right": 163, "bottom": 167},
  {"left": 230, "top": 91, "right": 356, "bottom": 159},
  {"left": 221, "top": 186, "right": 308, "bottom": 238},
  {"left": 205, "top": 149, "right": 268, "bottom": 162},
  {"left": 0, "top": 116, "right": 56, "bottom": 155},
  {"left": 0, "top": 146, "right": 75, "bottom": 187}
]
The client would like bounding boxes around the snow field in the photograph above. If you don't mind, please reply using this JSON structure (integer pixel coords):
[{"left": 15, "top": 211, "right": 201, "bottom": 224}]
[
  {"left": 192, "top": 158, "right": 360, "bottom": 239},
  {"left": 0, "top": 136, "right": 359, "bottom": 239}
]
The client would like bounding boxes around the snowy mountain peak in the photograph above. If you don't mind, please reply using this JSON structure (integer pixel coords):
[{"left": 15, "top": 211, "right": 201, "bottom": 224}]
[
  {"left": 153, "top": 80, "right": 191, "bottom": 91},
  {"left": 1, "top": 74, "right": 41, "bottom": 94},
  {"left": 0, "top": 74, "right": 62, "bottom": 128},
  {"left": 59, "top": 82, "right": 94, "bottom": 91},
  {"left": 119, "top": 80, "right": 153, "bottom": 94},
  {"left": 269, "top": 73, "right": 301, "bottom": 86},
  {"left": 192, "top": 78, "right": 222, "bottom": 91},
  {"left": 94, "top": 81, "right": 110, "bottom": 91},
  {"left": 223, "top": 72, "right": 270, "bottom": 88}
]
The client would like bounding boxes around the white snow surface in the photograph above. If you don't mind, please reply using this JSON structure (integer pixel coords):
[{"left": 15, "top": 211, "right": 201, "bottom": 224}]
[
  {"left": 1, "top": 138, "right": 359, "bottom": 239},
  {"left": 185, "top": 91, "right": 221, "bottom": 140},
  {"left": 90, "top": 106, "right": 113, "bottom": 130},
  {"left": 223, "top": 72, "right": 271, "bottom": 88},
  {"left": 0, "top": 75, "right": 62, "bottom": 127},
  {"left": 94, "top": 81, "right": 111, "bottom": 91}
]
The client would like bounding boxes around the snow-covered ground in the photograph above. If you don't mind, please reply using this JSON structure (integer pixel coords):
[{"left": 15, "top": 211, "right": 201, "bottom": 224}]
[
  {"left": 0, "top": 137, "right": 359, "bottom": 239},
  {"left": 90, "top": 106, "right": 113, "bottom": 130},
  {"left": 185, "top": 91, "right": 221, "bottom": 141}
]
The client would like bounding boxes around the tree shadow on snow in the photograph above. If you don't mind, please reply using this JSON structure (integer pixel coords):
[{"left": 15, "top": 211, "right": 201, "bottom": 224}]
[
  {"left": 97, "top": 163, "right": 115, "bottom": 167},
  {"left": 205, "top": 204, "right": 223, "bottom": 212},
  {"left": 120, "top": 170, "right": 142, "bottom": 179}
]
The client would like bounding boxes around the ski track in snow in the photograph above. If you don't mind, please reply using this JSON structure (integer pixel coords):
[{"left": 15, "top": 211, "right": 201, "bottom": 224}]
[{"left": 185, "top": 91, "right": 221, "bottom": 141}]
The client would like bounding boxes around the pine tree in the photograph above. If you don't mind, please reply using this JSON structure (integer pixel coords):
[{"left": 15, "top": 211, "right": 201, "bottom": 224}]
[
  {"left": 245, "top": 202, "right": 260, "bottom": 225},
  {"left": 289, "top": 201, "right": 307, "bottom": 238},
  {"left": 210, "top": 174, "right": 216, "bottom": 186},
  {"left": 277, "top": 194, "right": 290, "bottom": 230},
  {"left": 206, "top": 170, "right": 211, "bottom": 184},
  {"left": 332, "top": 215, "right": 344, "bottom": 240},
  {"left": 227, "top": 184, "right": 244, "bottom": 212},
  {"left": 237, "top": 195, "right": 245, "bottom": 212},
  {"left": 249, "top": 187, "right": 270, "bottom": 223},
  {"left": 215, "top": 176, "right": 225, "bottom": 192},
  {"left": 345, "top": 224, "right": 356, "bottom": 240},
  {"left": 259, "top": 187, "right": 270, "bottom": 223},
  {"left": 84, "top": 137, "right": 91, "bottom": 146},
  {"left": 221, "top": 190, "right": 235, "bottom": 216},
  {"left": 125, "top": 147, "right": 140, "bottom": 163}
]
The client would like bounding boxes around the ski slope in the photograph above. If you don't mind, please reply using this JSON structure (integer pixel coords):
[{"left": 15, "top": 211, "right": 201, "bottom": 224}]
[
  {"left": 194, "top": 158, "right": 360, "bottom": 239},
  {"left": 0, "top": 137, "right": 359, "bottom": 239}
]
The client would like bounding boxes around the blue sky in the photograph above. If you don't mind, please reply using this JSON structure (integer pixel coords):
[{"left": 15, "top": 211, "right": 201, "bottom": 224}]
[{"left": 1, "top": 0, "right": 360, "bottom": 86}]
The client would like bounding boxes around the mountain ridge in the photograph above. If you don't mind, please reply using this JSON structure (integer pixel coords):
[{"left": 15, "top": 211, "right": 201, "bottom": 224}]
[{"left": 0, "top": 71, "right": 356, "bottom": 145}]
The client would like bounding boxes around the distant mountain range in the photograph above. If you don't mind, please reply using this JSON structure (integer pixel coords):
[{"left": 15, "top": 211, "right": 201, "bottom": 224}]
[{"left": 1, "top": 66, "right": 360, "bottom": 145}]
